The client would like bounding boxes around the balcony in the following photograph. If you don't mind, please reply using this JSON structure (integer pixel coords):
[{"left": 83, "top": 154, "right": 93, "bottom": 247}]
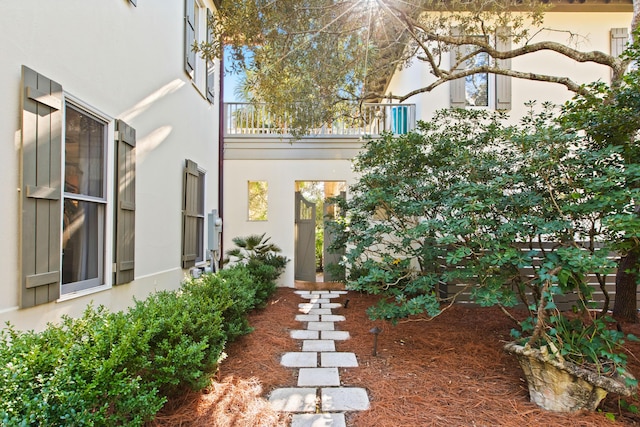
[{"left": 224, "top": 102, "right": 417, "bottom": 138}]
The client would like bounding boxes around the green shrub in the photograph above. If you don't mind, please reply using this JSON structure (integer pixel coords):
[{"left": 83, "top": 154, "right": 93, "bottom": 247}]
[
  {"left": 128, "top": 289, "right": 226, "bottom": 396},
  {"left": 223, "top": 233, "right": 289, "bottom": 307},
  {"left": 0, "top": 262, "right": 276, "bottom": 425},
  {"left": 0, "top": 307, "right": 164, "bottom": 427}
]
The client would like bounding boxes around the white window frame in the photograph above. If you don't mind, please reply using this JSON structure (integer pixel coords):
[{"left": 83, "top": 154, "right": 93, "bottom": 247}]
[
  {"left": 60, "top": 95, "right": 114, "bottom": 296},
  {"left": 463, "top": 37, "right": 495, "bottom": 110},
  {"left": 191, "top": 0, "right": 208, "bottom": 95}
]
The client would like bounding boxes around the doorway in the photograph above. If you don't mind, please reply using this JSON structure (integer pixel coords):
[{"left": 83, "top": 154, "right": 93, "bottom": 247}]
[{"left": 294, "top": 181, "right": 346, "bottom": 283}]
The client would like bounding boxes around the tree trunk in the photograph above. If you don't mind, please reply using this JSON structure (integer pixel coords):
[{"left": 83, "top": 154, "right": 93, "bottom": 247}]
[{"left": 613, "top": 248, "right": 640, "bottom": 323}]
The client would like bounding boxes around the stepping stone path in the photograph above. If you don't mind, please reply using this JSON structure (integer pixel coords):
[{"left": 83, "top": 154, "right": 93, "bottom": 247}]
[{"left": 269, "top": 290, "right": 370, "bottom": 427}]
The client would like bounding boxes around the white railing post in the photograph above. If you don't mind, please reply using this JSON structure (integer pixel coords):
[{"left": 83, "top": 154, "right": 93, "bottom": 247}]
[{"left": 223, "top": 102, "right": 416, "bottom": 137}]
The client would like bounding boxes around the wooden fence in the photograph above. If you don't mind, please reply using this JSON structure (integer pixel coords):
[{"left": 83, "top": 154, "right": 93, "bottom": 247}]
[{"left": 438, "top": 242, "right": 640, "bottom": 311}]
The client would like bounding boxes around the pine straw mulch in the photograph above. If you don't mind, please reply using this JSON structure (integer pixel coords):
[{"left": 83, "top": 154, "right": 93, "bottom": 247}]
[{"left": 149, "top": 287, "right": 640, "bottom": 426}]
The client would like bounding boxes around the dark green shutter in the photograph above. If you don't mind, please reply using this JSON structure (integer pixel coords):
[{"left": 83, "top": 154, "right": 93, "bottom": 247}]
[
  {"left": 114, "top": 120, "right": 136, "bottom": 285},
  {"left": 206, "top": 8, "right": 216, "bottom": 103},
  {"left": 185, "top": 0, "right": 196, "bottom": 76},
  {"left": 20, "top": 66, "right": 62, "bottom": 308},
  {"left": 182, "top": 159, "right": 199, "bottom": 269},
  {"left": 495, "top": 26, "right": 512, "bottom": 111},
  {"left": 450, "top": 27, "right": 466, "bottom": 108}
]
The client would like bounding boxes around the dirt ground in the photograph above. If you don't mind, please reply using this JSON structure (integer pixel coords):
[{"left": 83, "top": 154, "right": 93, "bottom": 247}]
[{"left": 149, "top": 287, "right": 640, "bottom": 426}]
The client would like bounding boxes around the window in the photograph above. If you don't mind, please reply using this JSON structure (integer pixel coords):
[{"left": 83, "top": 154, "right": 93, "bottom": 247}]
[
  {"left": 182, "top": 159, "right": 206, "bottom": 268},
  {"left": 450, "top": 27, "right": 511, "bottom": 111},
  {"left": 20, "top": 66, "right": 136, "bottom": 308},
  {"left": 185, "top": 0, "right": 216, "bottom": 103},
  {"left": 248, "top": 181, "right": 268, "bottom": 221},
  {"left": 464, "top": 49, "right": 490, "bottom": 107},
  {"left": 62, "top": 105, "right": 107, "bottom": 293}
]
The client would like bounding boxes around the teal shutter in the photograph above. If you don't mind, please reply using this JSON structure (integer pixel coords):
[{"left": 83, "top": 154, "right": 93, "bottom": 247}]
[
  {"left": 495, "top": 26, "right": 512, "bottom": 111},
  {"left": 391, "top": 106, "right": 408, "bottom": 134},
  {"left": 114, "top": 120, "right": 136, "bottom": 285},
  {"left": 20, "top": 66, "right": 63, "bottom": 308},
  {"left": 450, "top": 27, "right": 466, "bottom": 108},
  {"left": 185, "top": 0, "right": 196, "bottom": 76},
  {"left": 182, "top": 159, "right": 199, "bottom": 269},
  {"left": 206, "top": 8, "right": 216, "bottom": 103}
]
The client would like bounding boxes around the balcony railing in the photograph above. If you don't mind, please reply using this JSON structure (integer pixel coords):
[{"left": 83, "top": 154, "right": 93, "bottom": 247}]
[{"left": 224, "top": 102, "right": 416, "bottom": 137}]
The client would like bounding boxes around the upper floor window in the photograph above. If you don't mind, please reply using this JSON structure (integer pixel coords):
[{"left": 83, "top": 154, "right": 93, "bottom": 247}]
[
  {"left": 450, "top": 27, "right": 511, "bottom": 111},
  {"left": 464, "top": 49, "right": 491, "bottom": 107},
  {"left": 185, "top": 0, "right": 216, "bottom": 103}
]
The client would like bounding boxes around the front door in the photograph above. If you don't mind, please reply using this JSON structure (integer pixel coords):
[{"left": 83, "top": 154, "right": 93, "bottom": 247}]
[{"left": 295, "top": 192, "right": 316, "bottom": 281}]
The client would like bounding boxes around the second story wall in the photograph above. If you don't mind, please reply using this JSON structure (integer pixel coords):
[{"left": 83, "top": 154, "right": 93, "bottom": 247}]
[{"left": 385, "top": 11, "right": 632, "bottom": 123}]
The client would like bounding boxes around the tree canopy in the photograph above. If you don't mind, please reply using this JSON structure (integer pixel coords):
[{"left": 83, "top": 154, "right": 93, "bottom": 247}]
[{"left": 211, "top": 0, "right": 636, "bottom": 114}]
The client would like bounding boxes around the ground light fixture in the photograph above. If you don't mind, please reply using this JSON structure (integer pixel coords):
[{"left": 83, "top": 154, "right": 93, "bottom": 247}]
[{"left": 370, "top": 326, "right": 382, "bottom": 356}]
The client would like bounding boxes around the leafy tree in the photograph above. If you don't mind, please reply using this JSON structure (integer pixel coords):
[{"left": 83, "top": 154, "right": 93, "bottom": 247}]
[
  {"left": 210, "top": 0, "right": 636, "bottom": 106},
  {"left": 206, "top": 0, "right": 640, "bottom": 321},
  {"left": 340, "top": 103, "right": 640, "bottom": 325}
]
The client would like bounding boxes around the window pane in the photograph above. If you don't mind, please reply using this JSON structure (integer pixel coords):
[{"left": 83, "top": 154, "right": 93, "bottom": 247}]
[
  {"left": 465, "top": 52, "right": 489, "bottom": 107},
  {"left": 65, "top": 107, "right": 106, "bottom": 198},
  {"left": 62, "top": 200, "right": 103, "bottom": 285},
  {"left": 248, "top": 181, "right": 268, "bottom": 221}
]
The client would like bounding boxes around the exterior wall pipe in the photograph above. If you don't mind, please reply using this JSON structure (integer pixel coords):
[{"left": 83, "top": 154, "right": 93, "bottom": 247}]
[{"left": 218, "top": 52, "right": 225, "bottom": 257}]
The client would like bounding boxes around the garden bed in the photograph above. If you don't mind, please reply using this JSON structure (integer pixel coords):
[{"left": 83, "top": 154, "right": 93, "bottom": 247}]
[{"left": 149, "top": 287, "right": 640, "bottom": 426}]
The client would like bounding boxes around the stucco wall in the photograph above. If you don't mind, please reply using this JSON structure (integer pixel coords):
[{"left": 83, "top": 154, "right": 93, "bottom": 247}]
[
  {"left": 223, "top": 158, "right": 357, "bottom": 286},
  {"left": 0, "top": 0, "right": 220, "bottom": 331},
  {"left": 385, "top": 12, "right": 633, "bottom": 122},
  {"left": 221, "top": 11, "right": 633, "bottom": 289}
]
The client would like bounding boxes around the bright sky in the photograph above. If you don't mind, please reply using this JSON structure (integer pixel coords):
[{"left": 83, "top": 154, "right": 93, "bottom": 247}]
[{"left": 223, "top": 46, "right": 245, "bottom": 103}]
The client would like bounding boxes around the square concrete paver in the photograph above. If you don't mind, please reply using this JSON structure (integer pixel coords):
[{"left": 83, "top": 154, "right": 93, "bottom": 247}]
[
  {"left": 302, "top": 339, "right": 336, "bottom": 352},
  {"left": 291, "top": 413, "right": 346, "bottom": 427},
  {"left": 321, "top": 388, "right": 370, "bottom": 411},
  {"left": 291, "top": 330, "right": 319, "bottom": 340},
  {"left": 321, "top": 315, "right": 345, "bottom": 322},
  {"left": 321, "top": 352, "right": 358, "bottom": 368},
  {"left": 306, "top": 308, "right": 333, "bottom": 315},
  {"left": 299, "top": 303, "right": 319, "bottom": 313},
  {"left": 307, "top": 321, "right": 335, "bottom": 331},
  {"left": 294, "top": 291, "right": 313, "bottom": 296},
  {"left": 296, "top": 314, "right": 320, "bottom": 322},
  {"left": 321, "top": 330, "right": 350, "bottom": 340},
  {"left": 269, "top": 388, "right": 318, "bottom": 412},
  {"left": 298, "top": 367, "right": 340, "bottom": 386},
  {"left": 281, "top": 352, "right": 318, "bottom": 367},
  {"left": 321, "top": 303, "right": 342, "bottom": 309}
]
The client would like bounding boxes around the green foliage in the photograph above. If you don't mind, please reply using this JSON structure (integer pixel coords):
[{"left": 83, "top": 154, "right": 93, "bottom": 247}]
[
  {"left": 0, "top": 259, "right": 284, "bottom": 426},
  {"left": 224, "top": 233, "right": 289, "bottom": 306},
  {"left": 546, "top": 313, "right": 638, "bottom": 378},
  {"left": 0, "top": 307, "right": 164, "bottom": 427},
  {"left": 340, "top": 101, "right": 640, "bottom": 373},
  {"left": 128, "top": 288, "right": 226, "bottom": 396}
]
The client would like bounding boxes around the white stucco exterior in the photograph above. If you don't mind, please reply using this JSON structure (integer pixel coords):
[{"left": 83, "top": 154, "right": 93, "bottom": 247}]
[
  {"left": 0, "top": 1, "right": 221, "bottom": 331},
  {"left": 222, "top": 9, "right": 632, "bottom": 286},
  {"left": 386, "top": 12, "right": 633, "bottom": 122},
  {"left": 223, "top": 155, "right": 358, "bottom": 285}
]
